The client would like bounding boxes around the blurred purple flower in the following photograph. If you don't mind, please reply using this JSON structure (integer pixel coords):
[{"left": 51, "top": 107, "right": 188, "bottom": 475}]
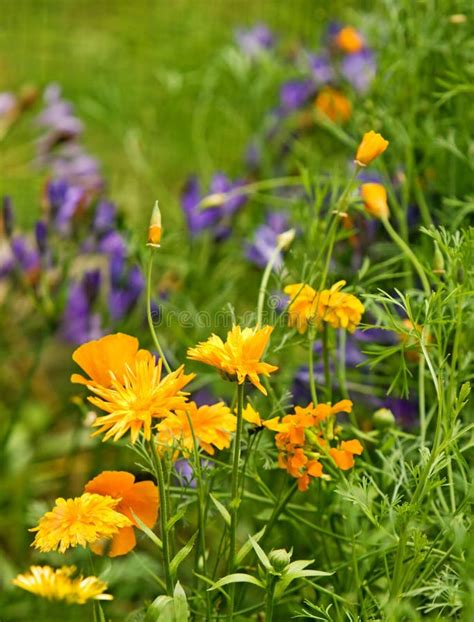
[
  {"left": 35, "top": 220, "right": 48, "bottom": 256},
  {"left": 46, "top": 179, "right": 84, "bottom": 235},
  {"left": 93, "top": 200, "right": 116, "bottom": 234},
  {"left": 11, "top": 236, "right": 41, "bottom": 283},
  {"left": 245, "top": 211, "right": 289, "bottom": 269},
  {"left": 382, "top": 397, "right": 419, "bottom": 429},
  {"left": 0, "top": 92, "right": 17, "bottom": 118},
  {"left": 108, "top": 263, "right": 144, "bottom": 322},
  {"left": 308, "top": 54, "right": 334, "bottom": 85},
  {"left": 98, "top": 230, "right": 127, "bottom": 260},
  {"left": 279, "top": 79, "right": 315, "bottom": 112},
  {"left": 2, "top": 196, "right": 14, "bottom": 237},
  {"left": 61, "top": 270, "right": 103, "bottom": 344},
  {"left": 341, "top": 49, "right": 376, "bottom": 93},
  {"left": 245, "top": 142, "right": 261, "bottom": 170},
  {"left": 235, "top": 24, "right": 274, "bottom": 57},
  {"left": 0, "top": 242, "right": 14, "bottom": 278},
  {"left": 36, "top": 83, "right": 83, "bottom": 140}
]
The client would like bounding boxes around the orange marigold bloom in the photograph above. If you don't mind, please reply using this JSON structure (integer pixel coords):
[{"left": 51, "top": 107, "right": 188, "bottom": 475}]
[
  {"left": 157, "top": 401, "right": 236, "bottom": 455},
  {"left": 72, "top": 334, "right": 195, "bottom": 443},
  {"left": 187, "top": 325, "right": 278, "bottom": 395},
  {"left": 284, "top": 283, "right": 318, "bottom": 334},
  {"left": 31, "top": 493, "right": 132, "bottom": 554},
  {"left": 335, "top": 26, "right": 364, "bottom": 54},
  {"left": 355, "top": 130, "right": 389, "bottom": 167},
  {"left": 317, "top": 281, "right": 365, "bottom": 333},
  {"left": 242, "top": 403, "right": 282, "bottom": 431},
  {"left": 330, "top": 439, "right": 363, "bottom": 470},
  {"left": 84, "top": 471, "right": 159, "bottom": 557},
  {"left": 12, "top": 565, "right": 112, "bottom": 604},
  {"left": 361, "top": 183, "right": 390, "bottom": 220},
  {"left": 315, "top": 87, "right": 352, "bottom": 123}
]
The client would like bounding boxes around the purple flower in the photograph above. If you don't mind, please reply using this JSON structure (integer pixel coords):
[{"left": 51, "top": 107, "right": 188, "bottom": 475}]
[
  {"left": 235, "top": 24, "right": 274, "bottom": 58},
  {"left": 0, "top": 241, "right": 14, "bottom": 278},
  {"left": 35, "top": 221, "right": 48, "bottom": 255},
  {"left": 279, "top": 79, "right": 315, "bottom": 112},
  {"left": 98, "top": 230, "right": 127, "bottom": 259},
  {"left": 181, "top": 173, "right": 247, "bottom": 239},
  {"left": 382, "top": 397, "right": 419, "bottom": 430},
  {"left": 245, "top": 142, "right": 261, "bottom": 170},
  {"left": 341, "top": 49, "right": 376, "bottom": 93},
  {"left": 10, "top": 236, "right": 41, "bottom": 283},
  {"left": 2, "top": 196, "right": 14, "bottom": 237},
  {"left": 245, "top": 211, "right": 289, "bottom": 269},
  {"left": 108, "top": 264, "right": 144, "bottom": 321},
  {"left": 60, "top": 270, "right": 103, "bottom": 344},
  {"left": 46, "top": 179, "right": 84, "bottom": 234},
  {"left": 308, "top": 54, "right": 334, "bottom": 85},
  {"left": 93, "top": 201, "right": 116, "bottom": 234},
  {"left": 36, "top": 83, "right": 83, "bottom": 139}
]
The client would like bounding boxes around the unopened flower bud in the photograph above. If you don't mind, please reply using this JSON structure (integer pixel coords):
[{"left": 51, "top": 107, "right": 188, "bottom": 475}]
[
  {"left": 432, "top": 242, "right": 445, "bottom": 275},
  {"left": 200, "top": 192, "right": 227, "bottom": 209},
  {"left": 373, "top": 408, "right": 396, "bottom": 430},
  {"left": 277, "top": 228, "right": 296, "bottom": 250},
  {"left": 355, "top": 131, "right": 389, "bottom": 167},
  {"left": 147, "top": 201, "right": 162, "bottom": 248},
  {"left": 269, "top": 548, "right": 292, "bottom": 572}
]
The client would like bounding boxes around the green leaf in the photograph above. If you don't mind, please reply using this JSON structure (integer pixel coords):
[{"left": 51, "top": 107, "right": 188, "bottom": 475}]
[
  {"left": 166, "top": 507, "right": 186, "bottom": 531},
  {"left": 208, "top": 573, "right": 265, "bottom": 591},
  {"left": 209, "top": 493, "right": 231, "bottom": 526},
  {"left": 144, "top": 595, "right": 173, "bottom": 622},
  {"left": 236, "top": 526, "right": 265, "bottom": 565},
  {"left": 249, "top": 535, "right": 272, "bottom": 571},
  {"left": 170, "top": 531, "right": 198, "bottom": 577},
  {"left": 173, "top": 581, "right": 189, "bottom": 621},
  {"left": 132, "top": 510, "right": 163, "bottom": 550}
]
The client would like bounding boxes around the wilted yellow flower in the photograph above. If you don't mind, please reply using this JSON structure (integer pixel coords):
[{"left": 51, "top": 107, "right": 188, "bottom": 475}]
[
  {"left": 157, "top": 401, "right": 236, "bottom": 455},
  {"left": 335, "top": 26, "right": 364, "bottom": 54},
  {"left": 315, "top": 87, "right": 352, "bottom": 123},
  {"left": 72, "top": 334, "right": 195, "bottom": 443},
  {"left": 187, "top": 325, "right": 278, "bottom": 395},
  {"left": 355, "top": 131, "right": 389, "bottom": 167},
  {"left": 360, "top": 183, "right": 390, "bottom": 219},
  {"left": 317, "top": 281, "right": 365, "bottom": 332},
  {"left": 31, "top": 493, "right": 132, "bottom": 554},
  {"left": 12, "top": 565, "right": 112, "bottom": 604}
]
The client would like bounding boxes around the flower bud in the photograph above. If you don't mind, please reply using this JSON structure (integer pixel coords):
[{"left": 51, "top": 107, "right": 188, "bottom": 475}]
[
  {"left": 269, "top": 548, "right": 292, "bottom": 572},
  {"left": 199, "top": 192, "right": 227, "bottom": 209},
  {"left": 277, "top": 228, "right": 296, "bottom": 250},
  {"left": 432, "top": 242, "right": 445, "bottom": 275},
  {"left": 360, "top": 183, "right": 390, "bottom": 220},
  {"left": 355, "top": 131, "right": 389, "bottom": 167},
  {"left": 373, "top": 408, "right": 396, "bottom": 430},
  {"left": 147, "top": 201, "right": 162, "bottom": 248}
]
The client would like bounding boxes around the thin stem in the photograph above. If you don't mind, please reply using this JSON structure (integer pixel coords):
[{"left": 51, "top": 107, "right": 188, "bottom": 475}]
[
  {"left": 265, "top": 579, "right": 276, "bottom": 622},
  {"left": 256, "top": 244, "right": 282, "bottom": 327},
  {"left": 146, "top": 250, "right": 172, "bottom": 374},
  {"left": 419, "top": 355, "right": 426, "bottom": 446},
  {"left": 198, "top": 176, "right": 302, "bottom": 210},
  {"left": 382, "top": 217, "right": 431, "bottom": 297},
  {"left": 322, "top": 324, "right": 332, "bottom": 401},
  {"left": 308, "top": 336, "right": 318, "bottom": 405},
  {"left": 147, "top": 439, "right": 173, "bottom": 595},
  {"left": 261, "top": 482, "right": 298, "bottom": 546},
  {"left": 227, "top": 383, "right": 245, "bottom": 621}
]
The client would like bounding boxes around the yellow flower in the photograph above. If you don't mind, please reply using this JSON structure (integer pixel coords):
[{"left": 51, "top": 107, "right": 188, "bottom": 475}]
[
  {"left": 284, "top": 282, "right": 364, "bottom": 333},
  {"left": 360, "top": 183, "right": 389, "bottom": 219},
  {"left": 354, "top": 131, "right": 389, "bottom": 167},
  {"left": 187, "top": 325, "right": 278, "bottom": 395},
  {"left": 30, "top": 493, "right": 132, "bottom": 553},
  {"left": 317, "top": 280, "right": 365, "bottom": 332},
  {"left": 315, "top": 87, "right": 352, "bottom": 124},
  {"left": 72, "top": 335, "right": 195, "bottom": 443},
  {"left": 242, "top": 403, "right": 282, "bottom": 431},
  {"left": 284, "top": 283, "right": 319, "bottom": 334},
  {"left": 157, "top": 401, "right": 236, "bottom": 455},
  {"left": 335, "top": 26, "right": 364, "bottom": 54},
  {"left": 12, "top": 565, "right": 112, "bottom": 604}
]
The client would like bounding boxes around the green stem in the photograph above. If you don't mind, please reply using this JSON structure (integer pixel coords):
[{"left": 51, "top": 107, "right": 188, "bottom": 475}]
[
  {"left": 256, "top": 244, "right": 282, "bottom": 327},
  {"left": 227, "top": 383, "right": 245, "bottom": 621},
  {"left": 308, "top": 335, "right": 318, "bottom": 405},
  {"left": 419, "top": 355, "right": 426, "bottom": 446},
  {"left": 147, "top": 439, "right": 173, "bottom": 594},
  {"left": 265, "top": 579, "right": 276, "bottom": 622},
  {"left": 146, "top": 250, "right": 172, "bottom": 374},
  {"left": 261, "top": 482, "right": 298, "bottom": 546},
  {"left": 382, "top": 217, "right": 431, "bottom": 297},
  {"left": 322, "top": 324, "right": 332, "bottom": 401},
  {"left": 198, "top": 176, "right": 302, "bottom": 210}
]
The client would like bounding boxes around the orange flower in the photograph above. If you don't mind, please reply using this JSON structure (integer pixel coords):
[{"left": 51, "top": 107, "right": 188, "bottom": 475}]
[
  {"left": 315, "top": 87, "right": 352, "bottom": 123},
  {"left": 147, "top": 200, "right": 162, "bottom": 248},
  {"left": 355, "top": 131, "right": 389, "bottom": 167},
  {"left": 242, "top": 403, "right": 282, "bottom": 431},
  {"left": 317, "top": 281, "right": 365, "bottom": 333},
  {"left": 157, "top": 401, "right": 236, "bottom": 455},
  {"left": 335, "top": 26, "right": 364, "bottom": 54},
  {"left": 361, "top": 183, "right": 389, "bottom": 220},
  {"left": 284, "top": 283, "right": 318, "bottom": 334},
  {"left": 187, "top": 325, "right": 278, "bottom": 395},
  {"left": 84, "top": 471, "right": 158, "bottom": 557},
  {"left": 329, "top": 439, "right": 363, "bottom": 470},
  {"left": 72, "top": 334, "right": 195, "bottom": 443}
]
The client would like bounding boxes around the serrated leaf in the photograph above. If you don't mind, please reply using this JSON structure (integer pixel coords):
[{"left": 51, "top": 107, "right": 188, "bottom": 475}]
[
  {"left": 208, "top": 573, "right": 265, "bottom": 591},
  {"left": 249, "top": 535, "right": 272, "bottom": 571},
  {"left": 236, "top": 526, "right": 265, "bottom": 565},
  {"left": 209, "top": 493, "right": 231, "bottom": 526},
  {"left": 170, "top": 531, "right": 198, "bottom": 577},
  {"left": 132, "top": 510, "right": 162, "bottom": 550}
]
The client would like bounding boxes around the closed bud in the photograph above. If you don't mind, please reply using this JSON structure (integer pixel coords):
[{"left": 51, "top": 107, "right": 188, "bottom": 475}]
[
  {"left": 147, "top": 201, "right": 162, "bottom": 248},
  {"left": 277, "top": 228, "right": 296, "bottom": 250},
  {"left": 373, "top": 408, "right": 396, "bottom": 430},
  {"left": 200, "top": 192, "right": 227, "bottom": 209},
  {"left": 269, "top": 548, "right": 292, "bottom": 572},
  {"left": 432, "top": 243, "right": 445, "bottom": 275}
]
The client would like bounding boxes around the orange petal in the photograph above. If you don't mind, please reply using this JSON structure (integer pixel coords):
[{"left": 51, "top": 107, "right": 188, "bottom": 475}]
[
  {"left": 329, "top": 448, "right": 354, "bottom": 470},
  {"left": 72, "top": 333, "right": 139, "bottom": 386},
  {"left": 341, "top": 439, "right": 363, "bottom": 455},
  {"left": 121, "top": 481, "right": 159, "bottom": 528},
  {"left": 108, "top": 526, "right": 137, "bottom": 557},
  {"left": 85, "top": 471, "right": 136, "bottom": 498}
]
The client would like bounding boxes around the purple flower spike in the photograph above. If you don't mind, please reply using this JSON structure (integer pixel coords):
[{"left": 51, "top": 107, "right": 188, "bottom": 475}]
[
  {"left": 279, "top": 79, "right": 315, "bottom": 112},
  {"left": 235, "top": 23, "right": 275, "bottom": 58},
  {"left": 35, "top": 221, "right": 48, "bottom": 255},
  {"left": 46, "top": 179, "right": 84, "bottom": 235},
  {"left": 61, "top": 271, "right": 103, "bottom": 344},
  {"left": 308, "top": 54, "right": 334, "bottom": 85},
  {"left": 245, "top": 211, "right": 289, "bottom": 270},
  {"left": 108, "top": 264, "right": 144, "bottom": 321},
  {"left": 341, "top": 49, "right": 376, "bottom": 93},
  {"left": 10, "top": 235, "right": 41, "bottom": 284},
  {"left": 2, "top": 196, "right": 14, "bottom": 237},
  {"left": 93, "top": 201, "right": 116, "bottom": 234}
]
